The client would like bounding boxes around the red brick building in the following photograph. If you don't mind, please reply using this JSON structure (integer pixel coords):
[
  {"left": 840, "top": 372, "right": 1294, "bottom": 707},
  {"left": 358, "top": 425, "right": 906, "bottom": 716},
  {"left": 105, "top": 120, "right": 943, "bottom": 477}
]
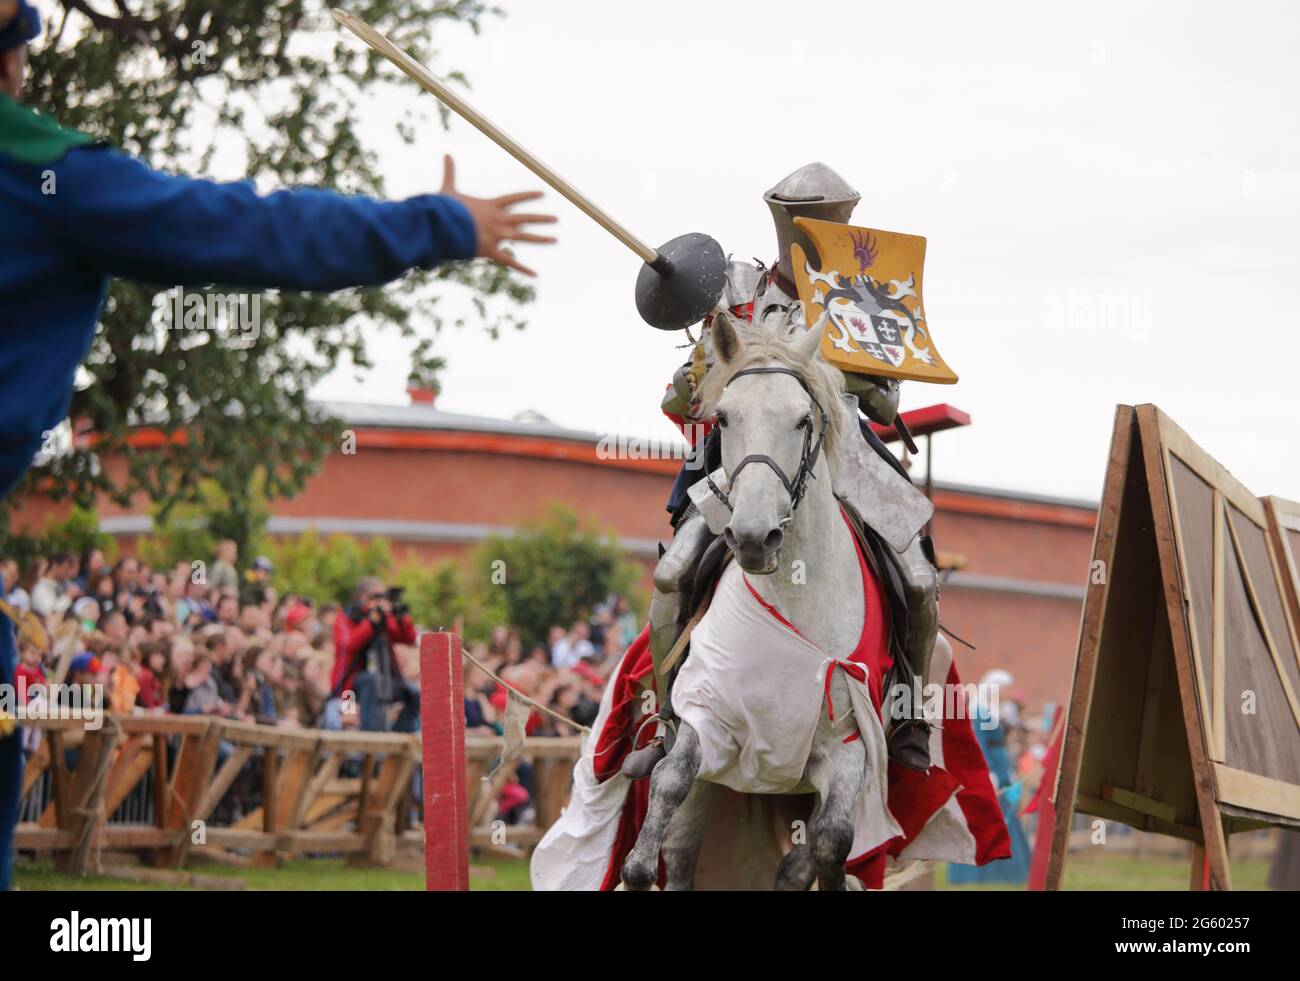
[{"left": 18, "top": 395, "right": 1098, "bottom": 708}]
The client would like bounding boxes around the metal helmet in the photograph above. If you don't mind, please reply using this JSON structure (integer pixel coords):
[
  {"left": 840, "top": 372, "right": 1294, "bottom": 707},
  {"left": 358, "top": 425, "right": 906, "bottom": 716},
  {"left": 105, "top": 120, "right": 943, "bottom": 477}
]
[{"left": 763, "top": 162, "right": 860, "bottom": 283}]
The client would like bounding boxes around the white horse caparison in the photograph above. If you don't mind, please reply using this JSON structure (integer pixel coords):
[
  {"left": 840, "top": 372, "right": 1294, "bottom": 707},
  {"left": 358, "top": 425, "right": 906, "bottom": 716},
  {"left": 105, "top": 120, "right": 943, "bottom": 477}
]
[{"left": 621, "top": 310, "right": 876, "bottom": 891}]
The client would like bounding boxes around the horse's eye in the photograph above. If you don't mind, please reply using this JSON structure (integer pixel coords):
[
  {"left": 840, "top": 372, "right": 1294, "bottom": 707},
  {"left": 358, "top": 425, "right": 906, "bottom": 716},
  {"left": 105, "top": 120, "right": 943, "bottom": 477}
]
[
  {"left": 797, "top": 415, "right": 812, "bottom": 430},
  {"left": 715, "top": 411, "right": 728, "bottom": 428}
]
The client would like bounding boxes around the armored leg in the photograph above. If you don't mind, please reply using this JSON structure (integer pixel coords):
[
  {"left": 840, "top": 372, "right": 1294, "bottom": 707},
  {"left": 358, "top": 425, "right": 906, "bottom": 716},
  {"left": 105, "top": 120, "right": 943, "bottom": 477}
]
[
  {"left": 621, "top": 512, "right": 712, "bottom": 780},
  {"left": 887, "top": 534, "right": 939, "bottom": 771}
]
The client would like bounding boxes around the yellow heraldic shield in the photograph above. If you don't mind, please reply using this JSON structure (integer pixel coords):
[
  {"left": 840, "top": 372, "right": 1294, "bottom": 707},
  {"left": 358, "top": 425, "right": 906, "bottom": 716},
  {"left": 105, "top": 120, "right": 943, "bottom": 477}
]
[{"left": 791, "top": 217, "right": 957, "bottom": 384}]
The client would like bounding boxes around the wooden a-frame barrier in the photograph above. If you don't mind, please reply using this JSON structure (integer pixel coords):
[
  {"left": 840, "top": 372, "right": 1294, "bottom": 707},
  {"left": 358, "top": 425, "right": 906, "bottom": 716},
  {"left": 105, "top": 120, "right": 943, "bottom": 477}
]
[{"left": 1047, "top": 404, "right": 1300, "bottom": 890}]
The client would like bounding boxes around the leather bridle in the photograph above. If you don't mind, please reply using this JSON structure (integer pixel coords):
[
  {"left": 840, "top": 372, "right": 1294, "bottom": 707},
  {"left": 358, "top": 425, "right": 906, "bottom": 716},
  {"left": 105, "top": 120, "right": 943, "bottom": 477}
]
[{"left": 705, "top": 366, "right": 830, "bottom": 518}]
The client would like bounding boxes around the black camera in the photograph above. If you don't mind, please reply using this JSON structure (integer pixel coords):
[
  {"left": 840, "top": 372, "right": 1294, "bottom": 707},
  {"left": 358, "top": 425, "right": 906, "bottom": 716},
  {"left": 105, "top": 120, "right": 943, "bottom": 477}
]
[{"left": 386, "top": 585, "right": 408, "bottom": 616}]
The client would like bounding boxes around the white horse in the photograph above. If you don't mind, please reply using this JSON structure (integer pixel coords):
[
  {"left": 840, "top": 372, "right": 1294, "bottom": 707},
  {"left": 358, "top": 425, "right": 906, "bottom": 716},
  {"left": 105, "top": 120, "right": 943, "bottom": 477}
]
[{"left": 621, "top": 310, "right": 894, "bottom": 891}]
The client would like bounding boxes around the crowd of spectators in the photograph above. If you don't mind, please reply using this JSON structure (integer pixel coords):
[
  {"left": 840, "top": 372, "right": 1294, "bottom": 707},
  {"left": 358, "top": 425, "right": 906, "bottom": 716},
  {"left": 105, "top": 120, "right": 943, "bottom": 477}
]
[
  {"left": 2, "top": 544, "right": 337, "bottom": 730},
  {"left": 463, "top": 596, "right": 640, "bottom": 740},
  {"left": 1, "top": 541, "right": 644, "bottom": 825},
  {"left": 2, "top": 544, "right": 641, "bottom": 733}
]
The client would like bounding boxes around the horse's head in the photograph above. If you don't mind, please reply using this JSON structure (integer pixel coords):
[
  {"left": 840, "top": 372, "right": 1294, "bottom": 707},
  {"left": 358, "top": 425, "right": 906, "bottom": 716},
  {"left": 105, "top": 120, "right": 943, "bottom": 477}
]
[{"left": 698, "top": 310, "right": 847, "bottom": 575}]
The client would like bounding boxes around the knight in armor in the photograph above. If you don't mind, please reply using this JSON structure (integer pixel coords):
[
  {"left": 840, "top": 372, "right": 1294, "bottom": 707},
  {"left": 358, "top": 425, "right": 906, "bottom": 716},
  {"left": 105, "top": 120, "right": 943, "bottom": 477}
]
[{"left": 621, "top": 162, "right": 939, "bottom": 780}]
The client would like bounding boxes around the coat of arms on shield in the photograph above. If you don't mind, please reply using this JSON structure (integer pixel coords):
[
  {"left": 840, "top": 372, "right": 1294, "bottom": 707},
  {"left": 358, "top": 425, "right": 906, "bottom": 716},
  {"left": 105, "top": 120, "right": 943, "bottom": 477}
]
[{"left": 791, "top": 217, "right": 958, "bottom": 384}]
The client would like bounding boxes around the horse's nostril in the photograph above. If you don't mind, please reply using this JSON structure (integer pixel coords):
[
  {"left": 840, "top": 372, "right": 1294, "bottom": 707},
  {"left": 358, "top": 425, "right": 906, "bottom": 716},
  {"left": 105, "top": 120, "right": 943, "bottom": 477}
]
[
  {"left": 723, "top": 527, "right": 738, "bottom": 549},
  {"left": 763, "top": 528, "right": 784, "bottom": 552}
]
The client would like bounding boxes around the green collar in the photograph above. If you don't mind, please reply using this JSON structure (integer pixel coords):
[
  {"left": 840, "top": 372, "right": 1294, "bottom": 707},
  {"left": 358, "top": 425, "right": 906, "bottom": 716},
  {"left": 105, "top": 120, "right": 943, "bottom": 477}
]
[{"left": 0, "top": 94, "right": 97, "bottom": 165}]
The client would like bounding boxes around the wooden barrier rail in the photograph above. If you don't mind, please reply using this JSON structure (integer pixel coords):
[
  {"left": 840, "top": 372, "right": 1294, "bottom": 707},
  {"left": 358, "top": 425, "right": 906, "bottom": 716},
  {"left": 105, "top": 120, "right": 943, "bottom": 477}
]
[
  {"left": 17, "top": 715, "right": 420, "bottom": 873},
  {"left": 14, "top": 712, "right": 582, "bottom": 877},
  {"left": 464, "top": 733, "right": 581, "bottom": 852}
]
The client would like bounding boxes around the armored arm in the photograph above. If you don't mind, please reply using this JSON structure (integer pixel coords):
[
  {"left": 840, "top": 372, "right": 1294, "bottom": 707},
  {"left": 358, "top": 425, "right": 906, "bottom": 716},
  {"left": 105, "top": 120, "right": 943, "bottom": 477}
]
[
  {"left": 843, "top": 372, "right": 900, "bottom": 426},
  {"left": 660, "top": 362, "right": 699, "bottom": 418}
]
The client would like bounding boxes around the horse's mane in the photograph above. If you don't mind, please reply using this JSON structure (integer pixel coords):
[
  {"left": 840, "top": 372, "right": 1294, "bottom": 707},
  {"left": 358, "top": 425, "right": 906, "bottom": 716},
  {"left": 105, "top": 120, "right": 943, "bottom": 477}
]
[{"left": 697, "top": 311, "right": 851, "bottom": 481}]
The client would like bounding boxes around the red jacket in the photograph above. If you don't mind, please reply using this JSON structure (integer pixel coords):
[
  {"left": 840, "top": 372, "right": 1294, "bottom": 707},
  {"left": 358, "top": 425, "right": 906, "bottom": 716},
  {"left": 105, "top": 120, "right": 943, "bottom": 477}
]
[
  {"left": 136, "top": 666, "right": 165, "bottom": 710},
  {"left": 15, "top": 663, "right": 45, "bottom": 701},
  {"left": 330, "top": 610, "right": 417, "bottom": 695}
]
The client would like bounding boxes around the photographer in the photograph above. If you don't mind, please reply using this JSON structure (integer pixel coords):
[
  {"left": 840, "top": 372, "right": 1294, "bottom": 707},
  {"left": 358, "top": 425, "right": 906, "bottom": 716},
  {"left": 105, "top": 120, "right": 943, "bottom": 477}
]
[{"left": 329, "top": 577, "right": 418, "bottom": 733}]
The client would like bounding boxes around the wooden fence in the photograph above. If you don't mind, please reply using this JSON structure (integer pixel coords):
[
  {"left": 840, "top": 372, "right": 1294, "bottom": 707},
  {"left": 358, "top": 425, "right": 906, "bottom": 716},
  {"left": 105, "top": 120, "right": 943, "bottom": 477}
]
[
  {"left": 15, "top": 714, "right": 581, "bottom": 876},
  {"left": 464, "top": 733, "right": 581, "bottom": 853}
]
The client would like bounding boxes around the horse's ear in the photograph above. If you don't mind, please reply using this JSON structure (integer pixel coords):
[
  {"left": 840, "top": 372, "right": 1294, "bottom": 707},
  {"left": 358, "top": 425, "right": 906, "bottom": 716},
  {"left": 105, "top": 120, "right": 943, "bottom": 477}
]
[
  {"left": 790, "top": 322, "right": 822, "bottom": 362},
  {"left": 712, "top": 309, "right": 741, "bottom": 364}
]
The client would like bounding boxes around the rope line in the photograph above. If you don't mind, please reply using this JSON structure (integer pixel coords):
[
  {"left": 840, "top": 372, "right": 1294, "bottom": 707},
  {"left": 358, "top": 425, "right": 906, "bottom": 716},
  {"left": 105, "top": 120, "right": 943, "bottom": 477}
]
[{"left": 460, "top": 648, "right": 592, "bottom": 735}]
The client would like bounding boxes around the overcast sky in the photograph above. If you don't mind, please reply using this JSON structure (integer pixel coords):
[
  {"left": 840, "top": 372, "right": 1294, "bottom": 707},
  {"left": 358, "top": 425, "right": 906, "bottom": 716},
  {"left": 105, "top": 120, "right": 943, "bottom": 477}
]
[{"left": 310, "top": 0, "right": 1300, "bottom": 502}]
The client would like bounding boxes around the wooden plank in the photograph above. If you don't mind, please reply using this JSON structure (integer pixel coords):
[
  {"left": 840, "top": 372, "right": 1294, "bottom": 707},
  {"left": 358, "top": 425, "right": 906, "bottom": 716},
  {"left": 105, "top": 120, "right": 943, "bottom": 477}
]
[
  {"left": 283, "top": 830, "right": 368, "bottom": 854},
  {"left": 322, "top": 778, "right": 363, "bottom": 796},
  {"left": 468, "top": 825, "right": 544, "bottom": 847},
  {"left": 1262, "top": 497, "right": 1300, "bottom": 680},
  {"left": 1212, "top": 491, "right": 1227, "bottom": 762},
  {"left": 350, "top": 753, "right": 416, "bottom": 867},
  {"left": 158, "top": 721, "right": 222, "bottom": 869},
  {"left": 1158, "top": 410, "right": 1266, "bottom": 522},
  {"left": 100, "top": 826, "right": 176, "bottom": 848},
  {"left": 1134, "top": 592, "right": 1170, "bottom": 793},
  {"left": 290, "top": 754, "right": 342, "bottom": 829},
  {"left": 306, "top": 804, "right": 360, "bottom": 833},
  {"left": 102, "top": 735, "right": 152, "bottom": 816},
  {"left": 151, "top": 733, "right": 169, "bottom": 829},
  {"left": 118, "top": 715, "right": 211, "bottom": 737},
  {"left": 43, "top": 730, "right": 68, "bottom": 829},
  {"left": 1046, "top": 406, "right": 1135, "bottom": 891},
  {"left": 55, "top": 719, "right": 124, "bottom": 874},
  {"left": 218, "top": 719, "right": 320, "bottom": 751},
  {"left": 13, "top": 828, "right": 76, "bottom": 849},
  {"left": 274, "top": 748, "right": 317, "bottom": 832},
  {"left": 19, "top": 716, "right": 99, "bottom": 733},
  {"left": 316, "top": 730, "right": 420, "bottom": 755},
  {"left": 21, "top": 737, "right": 50, "bottom": 798},
  {"left": 302, "top": 793, "right": 351, "bottom": 828},
  {"left": 1136, "top": 404, "right": 1233, "bottom": 890},
  {"left": 1265, "top": 496, "right": 1300, "bottom": 644},
  {"left": 1163, "top": 446, "right": 1216, "bottom": 752},
  {"left": 201, "top": 828, "right": 279, "bottom": 851},
  {"left": 262, "top": 746, "right": 280, "bottom": 836},
  {"left": 1074, "top": 794, "right": 1202, "bottom": 842},
  {"left": 164, "top": 722, "right": 217, "bottom": 828},
  {"left": 189, "top": 745, "right": 255, "bottom": 827},
  {"left": 1213, "top": 763, "right": 1300, "bottom": 822},
  {"left": 464, "top": 734, "right": 583, "bottom": 759},
  {"left": 1101, "top": 784, "right": 1177, "bottom": 823},
  {"left": 189, "top": 844, "right": 255, "bottom": 868},
  {"left": 1190, "top": 843, "right": 1208, "bottom": 891},
  {"left": 1225, "top": 511, "right": 1300, "bottom": 730}
]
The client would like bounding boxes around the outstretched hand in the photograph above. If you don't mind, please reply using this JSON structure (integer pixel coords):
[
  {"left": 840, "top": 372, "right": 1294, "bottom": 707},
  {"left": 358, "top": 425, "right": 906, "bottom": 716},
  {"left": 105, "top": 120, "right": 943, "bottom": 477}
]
[{"left": 440, "top": 155, "right": 557, "bottom": 276}]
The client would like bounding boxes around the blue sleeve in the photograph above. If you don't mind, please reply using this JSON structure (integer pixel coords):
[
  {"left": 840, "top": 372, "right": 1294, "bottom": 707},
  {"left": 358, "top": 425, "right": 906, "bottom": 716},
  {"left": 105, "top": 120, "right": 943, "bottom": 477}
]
[{"left": 46, "top": 147, "right": 477, "bottom": 291}]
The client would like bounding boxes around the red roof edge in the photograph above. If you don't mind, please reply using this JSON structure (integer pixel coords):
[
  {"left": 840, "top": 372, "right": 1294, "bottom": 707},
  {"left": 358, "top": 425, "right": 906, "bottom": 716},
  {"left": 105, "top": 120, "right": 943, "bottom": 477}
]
[{"left": 871, "top": 403, "right": 971, "bottom": 443}]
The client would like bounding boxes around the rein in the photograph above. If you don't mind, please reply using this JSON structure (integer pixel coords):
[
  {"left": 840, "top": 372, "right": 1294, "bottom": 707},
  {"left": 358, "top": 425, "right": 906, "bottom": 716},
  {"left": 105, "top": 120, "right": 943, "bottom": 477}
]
[{"left": 706, "top": 366, "right": 830, "bottom": 517}]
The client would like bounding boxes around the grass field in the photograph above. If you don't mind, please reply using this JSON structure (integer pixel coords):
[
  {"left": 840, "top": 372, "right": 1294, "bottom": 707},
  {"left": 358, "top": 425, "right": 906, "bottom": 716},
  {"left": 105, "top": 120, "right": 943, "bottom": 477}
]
[{"left": 13, "top": 851, "right": 1272, "bottom": 891}]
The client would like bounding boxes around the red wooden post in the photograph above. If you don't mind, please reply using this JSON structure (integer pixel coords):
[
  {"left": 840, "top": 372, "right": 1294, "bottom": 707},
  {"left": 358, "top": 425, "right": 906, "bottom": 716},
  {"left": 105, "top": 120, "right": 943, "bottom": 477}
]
[{"left": 420, "top": 632, "right": 469, "bottom": 891}]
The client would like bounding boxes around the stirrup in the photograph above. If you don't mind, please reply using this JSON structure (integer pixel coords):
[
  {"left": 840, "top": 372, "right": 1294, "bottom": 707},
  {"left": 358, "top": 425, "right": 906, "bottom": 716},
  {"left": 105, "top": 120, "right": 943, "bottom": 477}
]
[{"left": 632, "top": 711, "right": 677, "bottom": 749}]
